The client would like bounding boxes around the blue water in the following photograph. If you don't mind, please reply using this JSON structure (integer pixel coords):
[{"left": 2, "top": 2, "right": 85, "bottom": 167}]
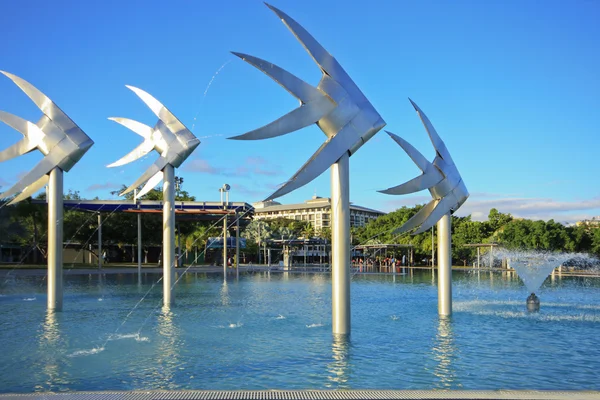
[{"left": 1, "top": 270, "right": 600, "bottom": 392}]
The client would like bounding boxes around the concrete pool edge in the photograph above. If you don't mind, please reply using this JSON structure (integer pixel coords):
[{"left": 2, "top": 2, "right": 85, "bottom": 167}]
[{"left": 1, "top": 390, "right": 600, "bottom": 400}]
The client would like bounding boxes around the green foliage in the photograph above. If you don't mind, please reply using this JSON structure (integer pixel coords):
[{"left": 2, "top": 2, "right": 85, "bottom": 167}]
[
  {"left": 488, "top": 208, "right": 513, "bottom": 232},
  {"left": 497, "top": 219, "right": 572, "bottom": 251},
  {"left": 588, "top": 228, "right": 600, "bottom": 257},
  {"left": 1, "top": 179, "right": 598, "bottom": 264},
  {"left": 316, "top": 227, "right": 331, "bottom": 242}
]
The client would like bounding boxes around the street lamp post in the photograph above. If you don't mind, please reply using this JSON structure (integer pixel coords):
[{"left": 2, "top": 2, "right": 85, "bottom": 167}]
[
  {"left": 219, "top": 184, "right": 230, "bottom": 280},
  {"left": 175, "top": 177, "right": 183, "bottom": 268}
]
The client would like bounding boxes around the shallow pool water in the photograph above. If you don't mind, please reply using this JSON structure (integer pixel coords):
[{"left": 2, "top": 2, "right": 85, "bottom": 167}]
[{"left": 1, "top": 269, "right": 600, "bottom": 392}]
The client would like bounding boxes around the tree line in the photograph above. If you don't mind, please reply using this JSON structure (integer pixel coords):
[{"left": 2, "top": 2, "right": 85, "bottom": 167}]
[
  {"left": 1, "top": 184, "right": 599, "bottom": 265},
  {"left": 351, "top": 206, "right": 600, "bottom": 265}
]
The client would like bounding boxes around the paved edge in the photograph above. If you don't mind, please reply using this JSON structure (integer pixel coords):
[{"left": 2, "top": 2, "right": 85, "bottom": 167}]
[{"left": 1, "top": 390, "right": 600, "bottom": 400}]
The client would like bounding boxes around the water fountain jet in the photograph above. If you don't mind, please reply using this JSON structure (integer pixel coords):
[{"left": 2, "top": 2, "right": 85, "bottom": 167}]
[{"left": 501, "top": 250, "right": 593, "bottom": 311}]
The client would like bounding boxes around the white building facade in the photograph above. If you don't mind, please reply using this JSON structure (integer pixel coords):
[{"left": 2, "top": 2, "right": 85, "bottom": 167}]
[{"left": 252, "top": 196, "right": 385, "bottom": 230}]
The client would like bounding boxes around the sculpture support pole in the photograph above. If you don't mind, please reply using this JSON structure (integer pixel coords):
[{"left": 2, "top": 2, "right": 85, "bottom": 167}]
[
  {"left": 235, "top": 210, "right": 240, "bottom": 280},
  {"left": 98, "top": 213, "right": 102, "bottom": 269},
  {"left": 163, "top": 164, "right": 175, "bottom": 306},
  {"left": 331, "top": 152, "right": 350, "bottom": 336},
  {"left": 138, "top": 213, "right": 142, "bottom": 283},
  {"left": 223, "top": 214, "right": 228, "bottom": 279},
  {"left": 47, "top": 167, "right": 63, "bottom": 311},
  {"left": 437, "top": 212, "right": 452, "bottom": 316}
]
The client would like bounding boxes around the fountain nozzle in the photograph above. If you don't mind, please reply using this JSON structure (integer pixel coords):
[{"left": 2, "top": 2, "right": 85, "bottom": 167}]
[{"left": 527, "top": 293, "right": 540, "bottom": 312}]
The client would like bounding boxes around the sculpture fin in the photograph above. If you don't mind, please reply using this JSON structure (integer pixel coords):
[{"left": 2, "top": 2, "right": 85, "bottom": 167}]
[
  {"left": 230, "top": 96, "right": 335, "bottom": 140},
  {"left": 108, "top": 117, "right": 153, "bottom": 139},
  {"left": 231, "top": 52, "right": 328, "bottom": 103},
  {"left": 120, "top": 157, "right": 168, "bottom": 196},
  {"left": 8, "top": 174, "right": 49, "bottom": 205},
  {"left": 136, "top": 171, "right": 163, "bottom": 198},
  {"left": 107, "top": 118, "right": 155, "bottom": 167},
  {"left": 125, "top": 86, "right": 188, "bottom": 136},
  {"left": 264, "top": 3, "right": 366, "bottom": 102},
  {"left": 385, "top": 131, "right": 431, "bottom": 172},
  {"left": 0, "top": 71, "right": 78, "bottom": 135},
  {"left": 107, "top": 140, "right": 155, "bottom": 168},
  {"left": 392, "top": 199, "right": 437, "bottom": 235},
  {"left": 408, "top": 98, "right": 455, "bottom": 166},
  {"left": 0, "top": 156, "right": 55, "bottom": 200},
  {"left": 265, "top": 123, "right": 362, "bottom": 200},
  {"left": 379, "top": 131, "right": 444, "bottom": 194},
  {"left": 379, "top": 172, "right": 443, "bottom": 195},
  {"left": 0, "top": 112, "right": 41, "bottom": 162},
  {"left": 413, "top": 195, "right": 455, "bottom": 235},
  {"left": 229, "top": 53, "right": 335, "bottom": 140}
]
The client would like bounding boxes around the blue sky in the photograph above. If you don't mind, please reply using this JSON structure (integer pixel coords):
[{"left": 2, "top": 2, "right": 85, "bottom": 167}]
[{"left": 0, "top": 0, "right": 598, "bottom": 224}]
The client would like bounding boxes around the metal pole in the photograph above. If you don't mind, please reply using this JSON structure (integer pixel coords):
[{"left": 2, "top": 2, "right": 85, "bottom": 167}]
[
  {"left": 47, "top": 168, "right": 63, "bottom": 311},
  {"left": 258, "top": 223, "right": 261, "bottom": 265},
  {"left": 431, "top": 226, "right": 435, "bottom": 269},
  {"left": 235, "top": 209, "right": 240, "bottom": 280},
  {"left": 304, "top": 245, "right": 307, "bottom": 267},
  {"left": 98, "top": 213, "right": 102, "bottom": 269},
  {"left": 477, "top": 247, "right": 480, "bottom": 269},
  {"left": 137, "top": 213, "right": 142, "bottom": 282},
  {"left": 163, "top": 164, "right": 175, "bottom": 306},
  {"left": 331, "top": 152, "right": 350, "bottom": 336},
  {"left": 223, "top": 213, "right": 228, "bottom": 278},
  {"left": 177, "top": 222, "right": 182, "bottom": 268},
  {"left": 437, "top": 212, "right": 452, "bottom": 316},
  {"left": 490, "top": 245, "right": 494, "bottom": 269}
]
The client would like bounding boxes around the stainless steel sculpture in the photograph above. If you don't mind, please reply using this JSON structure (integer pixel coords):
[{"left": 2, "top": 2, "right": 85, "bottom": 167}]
[
  {"left": 380, "top": 99, "right": 468, "bottom": 316},
  {"left": 108, "top": 86, "right": 199, "bottom": 306},
  {"left": 0, "top": 71, "right": 94, "bottom": 311},
  {"left": 230, "top": 3, "right": 385, "bottom": 335}
]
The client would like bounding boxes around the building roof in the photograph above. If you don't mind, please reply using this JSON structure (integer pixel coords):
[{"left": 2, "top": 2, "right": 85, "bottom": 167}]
[{"left": 32, "top": 199, "right": 254, "bottom": 222}]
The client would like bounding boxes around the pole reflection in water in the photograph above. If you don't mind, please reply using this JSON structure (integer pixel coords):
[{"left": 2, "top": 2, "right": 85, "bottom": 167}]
[
  {"left": 432, "top": 317, "right": 458, "bottom": 389},
  {"left": 35, "top": 310, "right": 64, "bottom": 391},
  {"left": 327, "top": 335, "right": 352, "bottom": 388},
  {"left": 220, "top": 281, "right": 230, "bottom": 306},
  {"left": 153, "top": 306, "right": 183, "bottom": 389}
]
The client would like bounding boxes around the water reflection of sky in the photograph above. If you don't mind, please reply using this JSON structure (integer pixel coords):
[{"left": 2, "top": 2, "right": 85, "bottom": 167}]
[{"left": 1, "top": 271, "right": 600, "bottom": 391}]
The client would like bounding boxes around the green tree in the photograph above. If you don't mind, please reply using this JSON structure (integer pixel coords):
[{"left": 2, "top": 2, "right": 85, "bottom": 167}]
[
  {"left": 300, "top": 222, "right": 315, "bottom": 239},
  {"left": 451, "top": 216, "right": 491, "bottom": 265},
  {"left": 590, "top": 228, "right": 600, "bottom": 257},
  {"left": 316, "top": 227, "right": 332, "bottom": 243},
  {"left": 488, "top": 208, "right": 513, "bottom": 232}
]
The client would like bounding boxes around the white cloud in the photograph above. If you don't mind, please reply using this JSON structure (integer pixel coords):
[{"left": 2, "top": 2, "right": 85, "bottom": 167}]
[
  {"left": 455, "top": 194, "right": 600, "bottom": 224},
  {"left": 379, "top": 192, "right": 600, "bottom": 225},
  {"left": 86, "top": 182, "right": 121, "bottom": 192},
  {"left": 182, "top": 159, "right": 219, "bottom": 174}
]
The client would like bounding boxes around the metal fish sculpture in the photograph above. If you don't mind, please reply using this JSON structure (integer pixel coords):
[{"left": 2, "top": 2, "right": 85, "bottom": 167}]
[
  {"left": 108, "top": 86, "right": 200, "bottom": 197},
  {"left": 380, "top": 99, "right": 469, "bottom": 235},
  {"left": 230, "top": 3, "right": 385, "bottom": 200},
  {"left": 0, "top": 71, "right": 94, "bottom": 204}
]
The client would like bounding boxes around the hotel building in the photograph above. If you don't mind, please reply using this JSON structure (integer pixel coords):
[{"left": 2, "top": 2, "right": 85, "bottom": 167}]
[{"left": 252, "top": 196, "right": 385, "bottom": 230}]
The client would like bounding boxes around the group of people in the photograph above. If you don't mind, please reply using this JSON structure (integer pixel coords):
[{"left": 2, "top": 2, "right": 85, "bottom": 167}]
[{"left": 352, "top": 255, "right": 407, "bottom": 273}]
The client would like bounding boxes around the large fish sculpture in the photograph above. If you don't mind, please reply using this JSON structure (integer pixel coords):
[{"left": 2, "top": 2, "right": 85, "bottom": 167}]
[
  {"left": 108, "top": 86, "right": 199, "bottom": 197},
  {"left": 0, "top": 71, "right": 94, "bottom": 204},
  {"left": 230, "top": 3, "right": 385, "bottom": 200},
  {"left": 380, "top": 99, "right": 469, "bottom": 234}
]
